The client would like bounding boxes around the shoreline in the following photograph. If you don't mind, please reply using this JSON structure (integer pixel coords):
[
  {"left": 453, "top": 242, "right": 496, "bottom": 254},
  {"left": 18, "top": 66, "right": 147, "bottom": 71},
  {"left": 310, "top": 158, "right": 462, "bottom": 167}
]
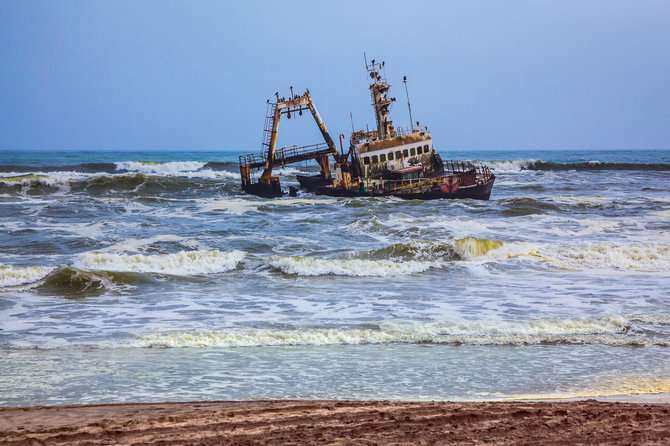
[{"left": 2, "top": 399, "right": 670, "bottom": 445}]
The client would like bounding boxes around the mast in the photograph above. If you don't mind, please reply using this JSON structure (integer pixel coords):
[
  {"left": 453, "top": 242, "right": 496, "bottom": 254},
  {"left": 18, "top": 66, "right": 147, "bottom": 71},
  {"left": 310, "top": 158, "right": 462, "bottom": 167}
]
[
  {"left": 403, "top": 76, "right": 414, "bottom": 132},
  {"left": 366, "top": 59, "right": 396, "bottom": 139}
]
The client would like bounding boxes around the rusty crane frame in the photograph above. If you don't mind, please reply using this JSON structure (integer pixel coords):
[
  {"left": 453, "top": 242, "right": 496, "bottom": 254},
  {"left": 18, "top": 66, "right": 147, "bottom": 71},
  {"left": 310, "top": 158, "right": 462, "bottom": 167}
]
[{"left": 239, "top": 89, "right": 339, "bottom": 197}]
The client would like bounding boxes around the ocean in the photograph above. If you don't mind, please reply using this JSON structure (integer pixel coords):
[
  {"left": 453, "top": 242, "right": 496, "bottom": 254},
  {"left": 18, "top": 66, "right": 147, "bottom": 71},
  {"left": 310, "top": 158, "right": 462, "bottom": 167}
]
[{"left": 1, "top": 149, "right": 669, "bottom": 406}]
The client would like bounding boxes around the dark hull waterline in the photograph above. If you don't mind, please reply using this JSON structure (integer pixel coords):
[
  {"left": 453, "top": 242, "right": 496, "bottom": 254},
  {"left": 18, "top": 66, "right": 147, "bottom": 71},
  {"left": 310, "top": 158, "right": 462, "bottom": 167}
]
[{"left": 297, "top": 175, "right": 496, "bottom": 200}]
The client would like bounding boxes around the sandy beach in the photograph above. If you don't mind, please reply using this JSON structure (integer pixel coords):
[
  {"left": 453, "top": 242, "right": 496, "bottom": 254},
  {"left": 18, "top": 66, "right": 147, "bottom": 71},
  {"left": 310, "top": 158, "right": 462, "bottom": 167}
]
[{"left": 2, "top": 399, "right": 670, "bottom": 445}]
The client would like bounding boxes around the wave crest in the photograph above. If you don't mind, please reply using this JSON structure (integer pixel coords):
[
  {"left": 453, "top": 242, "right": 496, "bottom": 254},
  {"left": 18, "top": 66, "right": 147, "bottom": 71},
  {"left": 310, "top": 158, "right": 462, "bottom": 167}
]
[
  {"left": 39, "top": 266, "right": 121, "bottom": 297},
  {"left": 268, "top": 255, "right": 439, "bottom": 277},
  {"left": 487, "top": 159, "right": 670, "bottom": 173},
  {"left": 115, "top": 161, "right": 206, "bottom": 175},
  {"left": 362, "top": 238, "right": 669, "bottom": 271},
  {"left": 134, "top": 315, "right": 662, "bottom": 348},
  {"left": 487, "top": 242, "right": 670, "bottom": 271},
  {"left": 76, "top": 250, "right": 246, "bottom": 275},
  {"left": 487, "top": 160, "right": 539, "bottom": 173},
  {"left": 453, "top": 237, "right": 504, "bottom": 259},
  {"left": 0, "top": 264, "right": 54, "bottom": 288},
  {"left": 115, "top": 161, "right": 240, "bottom": 179},
  {"left": 365, "top": 238, "right": 504, "bottom": 262}
]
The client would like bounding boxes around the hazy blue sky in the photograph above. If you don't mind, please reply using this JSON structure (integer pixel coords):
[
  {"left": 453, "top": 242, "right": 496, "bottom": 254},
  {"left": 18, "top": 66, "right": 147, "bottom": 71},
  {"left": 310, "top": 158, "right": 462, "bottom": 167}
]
[{"left": 1, "top": 1, "right": 669, "bottom": 151}]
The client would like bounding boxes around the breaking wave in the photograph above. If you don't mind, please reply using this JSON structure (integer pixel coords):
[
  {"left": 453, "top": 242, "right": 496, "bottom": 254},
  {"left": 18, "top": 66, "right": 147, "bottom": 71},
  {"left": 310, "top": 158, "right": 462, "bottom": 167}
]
[
  {"left": 75, "top": 249, "right": 246, "bottom": 275},
  {"left": 133, "top": 315, "right": 670, "bottom": 348},
  {"left": 0, "top": 171, "right": 86, "bottom": 191},
  {"left": 268, "top": 238, "right": 669, "bottom": 275},
  {"left": 203, "top": 161, "right": 236, "bottom": 169},
  {"left": 365, "top": 238, "right": 504, "bottom": 262},
  {"left": 274, "top": 166, "right": 309, "bottom": 176},
  {"left": 530, "top": 161, "right": 670, "bottom": 171},
  {"left": 0, "top": 162, "right": 118, "bottom": 174},
  {"left": 0, "top": 171, "right": 238, "bottom": 196},
  {"left": 113, "top": 161, "right": 239, "bottom": 179},
  {"left": 114, "top": 161, "right": 207, "bottom": 175},
  {"left": 0, "top": 173, "right": 51, "bottom": 184},
  {"left": 37, "top": 267, "right": 148, "bottom": 297},
  {"left": 268, "top": 255, "right": 438, "bottom": 277},
  {"left": 453, "top": 237, "right": 504, "bottom": 259},
  {"left": 487, "top": 159, "right": 670, "bottom": 173},
  {"left": 0, "top": 264, "right": 151, "bottom": 296},
  {"left": 0, "top": 264, "right": 54, "bottom": 288},
  {"left": 488, "top": 241, "right": 670, "bottom": 271},
  {"left": 487, "top": 160, "right": 539, "bottom": 173},
  {"left": 1, "top": 249, "right": 247, "bottom": 293}
]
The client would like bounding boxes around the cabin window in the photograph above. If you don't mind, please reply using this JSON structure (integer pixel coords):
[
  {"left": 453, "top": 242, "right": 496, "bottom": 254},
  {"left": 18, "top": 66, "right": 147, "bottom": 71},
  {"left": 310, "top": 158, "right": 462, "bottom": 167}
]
[
  {"left": 388, "top": 152, "right": 394, "bottom": 160},
  {"left": 403, "top": 149, "right": 409, "bottom": 157},
  {"left": 371, "top": 155, "right": 378, "bottom": 163},
  {"left": 380, "top": 154, "right": 386, "bottom": 162},
  {"left": 363, "top": 157, "right": 370, "bottom": 165},
  {"left": 424, "top": 145, "right": 429, "bottom": 153},
  {"left": 396, "top": 151, "right": 402, "bottom": 159},
  {"left": 410, "top": 147, "right": 416, "bottom": 156}
]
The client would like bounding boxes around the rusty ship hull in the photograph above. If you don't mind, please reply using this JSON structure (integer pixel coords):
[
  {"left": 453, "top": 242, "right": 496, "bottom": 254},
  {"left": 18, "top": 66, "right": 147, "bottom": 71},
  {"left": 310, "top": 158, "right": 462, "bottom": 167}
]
[{"left": 298, "top": 173, "right": 495, "bottom": 200}]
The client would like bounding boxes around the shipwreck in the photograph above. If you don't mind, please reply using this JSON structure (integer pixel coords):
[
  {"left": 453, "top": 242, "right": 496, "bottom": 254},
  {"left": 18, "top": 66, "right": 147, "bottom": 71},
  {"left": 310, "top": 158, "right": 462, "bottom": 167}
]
[{"left": 239, "top": 59, "right": 495, "bottom": 200}]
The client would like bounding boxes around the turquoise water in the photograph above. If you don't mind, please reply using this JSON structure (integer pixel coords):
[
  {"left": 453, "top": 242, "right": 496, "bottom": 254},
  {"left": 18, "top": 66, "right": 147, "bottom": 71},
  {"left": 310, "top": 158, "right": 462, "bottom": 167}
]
[{"left": 1, "top": 149, "right": 669, "bottom": 406}]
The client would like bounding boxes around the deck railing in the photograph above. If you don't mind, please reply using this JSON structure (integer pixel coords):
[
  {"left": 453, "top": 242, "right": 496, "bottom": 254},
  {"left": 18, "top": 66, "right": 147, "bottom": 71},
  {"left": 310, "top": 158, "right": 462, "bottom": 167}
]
[
  {"left": 393, "top": 126, "right": 429, "bottom": 137},
  {"left": 442, "top": 160, "right": 494, "bottom": 182},
  {"left": 239, "top": 142, "right": 333, "bottom": 170},
  {"left": 361, "top": 160, "right": 494, "bottom": 193}
]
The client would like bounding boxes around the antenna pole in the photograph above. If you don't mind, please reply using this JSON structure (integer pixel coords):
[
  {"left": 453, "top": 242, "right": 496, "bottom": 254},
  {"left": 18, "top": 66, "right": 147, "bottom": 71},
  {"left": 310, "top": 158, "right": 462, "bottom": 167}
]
[
  {"left": 350, "top": 112, "right": 355, "bottom": 133},
  {"left": 403, "top": 76, "right": 414, "bottom": 132},
  {"left": 364, "top": 52, "right": 368, "bottom": 69}
]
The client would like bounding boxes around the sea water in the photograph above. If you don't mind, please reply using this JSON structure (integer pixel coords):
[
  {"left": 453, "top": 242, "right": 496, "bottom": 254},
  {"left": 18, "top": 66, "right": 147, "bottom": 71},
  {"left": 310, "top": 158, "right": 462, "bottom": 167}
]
[{"left": 0, "top": 149, "right": 669, "bottom": 406}]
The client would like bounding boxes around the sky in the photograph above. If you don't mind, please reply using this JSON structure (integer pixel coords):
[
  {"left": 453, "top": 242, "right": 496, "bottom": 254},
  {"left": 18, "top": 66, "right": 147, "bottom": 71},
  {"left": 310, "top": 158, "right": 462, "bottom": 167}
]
[{"left": 1, "top": 0, "right": 669, "bottom": 152}]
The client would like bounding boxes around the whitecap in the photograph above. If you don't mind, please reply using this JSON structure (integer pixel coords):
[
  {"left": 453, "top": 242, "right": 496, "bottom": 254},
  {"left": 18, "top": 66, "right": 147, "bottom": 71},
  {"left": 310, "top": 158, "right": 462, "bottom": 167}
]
[
  {"left": 132, "top": 315, "right": 654, "bottom": 348},
  {"left": 486, "top": 159, "right": 539, "bottom": 173},
  {"left": 0, "top": 264, "right": 55, "bottom": 288},
  {"left": 75, "top": 250, "right": 246, "bottom": 275},
  {"left": 479, "top": 241, "right": 670, "bottom": 271},
  {"left": 114, "top": 161, "right": 206, "bottom": 175},
  {"left": 268, "top": 255, "right": 439, "bottom": 277}
]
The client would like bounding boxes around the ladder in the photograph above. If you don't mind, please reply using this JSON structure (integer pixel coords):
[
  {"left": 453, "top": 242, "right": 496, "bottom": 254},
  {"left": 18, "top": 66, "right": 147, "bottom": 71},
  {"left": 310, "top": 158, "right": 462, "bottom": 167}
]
[{"left": 261, "top": 102, "right": 276, "bottom": 150}]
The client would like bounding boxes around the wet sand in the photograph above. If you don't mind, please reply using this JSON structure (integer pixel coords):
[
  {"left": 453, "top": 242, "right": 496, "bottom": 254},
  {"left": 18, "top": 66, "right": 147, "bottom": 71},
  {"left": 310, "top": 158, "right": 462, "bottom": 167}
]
[{"left": 1, "top": 400, "right": 670, "bottom": 445}]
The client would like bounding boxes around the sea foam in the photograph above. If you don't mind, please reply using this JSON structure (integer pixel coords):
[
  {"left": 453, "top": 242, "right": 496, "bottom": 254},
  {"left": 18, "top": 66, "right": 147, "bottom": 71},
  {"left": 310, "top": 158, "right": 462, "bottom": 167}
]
[
  {"left": 486, "top": 159, "right": 539, "bottom": 173},
  {"left": 0, "top": 264, "right": 55, "bottom": 288},
  {"left": 113, "top": 161, "right": 241, "bottom": 180},
  {"left": 76, "top": 250, "right": 246, "bottom": 275},
  {"left": 485, "top": 376, "right": 670, "bottom": 401},
  {"left": 484, "top": 241, "right": 670, "bottom": 271},
  {"left": 268, "top": 255, "right": 439, "bottom": 276},
  {"left": 133, "top": 315, "right": 660, "bottom": 348},
  {"left": 114, "top": 161, "right": 207, "bottom": 175}
]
